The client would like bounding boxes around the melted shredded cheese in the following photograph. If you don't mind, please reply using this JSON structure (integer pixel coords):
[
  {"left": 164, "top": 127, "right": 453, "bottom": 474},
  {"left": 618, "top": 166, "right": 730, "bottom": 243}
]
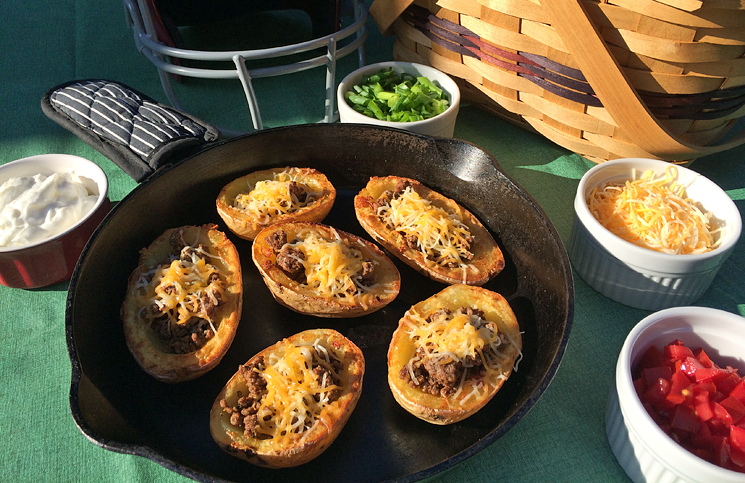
[
  {"left": 588, "top": 166, "right": 723, "bottom": 254},
  {"left": 289, "top": 228, "right": 378, "bottom": 309},
  {"left": 233, "top": 169, "right": 323, "bottom": 226},
  {"left": 252, "top": 339, "right": 342, "bottom": 444},
  {"left": 377, "top": 187, "right": 475, "bottom": 271},
  {"left": 403, "top": 308, "right": 521, "bottom": 403},
  {"left": 134, "top": 236, "right": 225, "bottom": 333}
]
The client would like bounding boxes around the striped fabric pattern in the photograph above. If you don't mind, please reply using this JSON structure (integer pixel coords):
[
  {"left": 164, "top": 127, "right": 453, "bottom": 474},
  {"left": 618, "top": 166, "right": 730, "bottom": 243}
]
[{"left": 49, "top": 80, "right": 207, "bottom": 160}]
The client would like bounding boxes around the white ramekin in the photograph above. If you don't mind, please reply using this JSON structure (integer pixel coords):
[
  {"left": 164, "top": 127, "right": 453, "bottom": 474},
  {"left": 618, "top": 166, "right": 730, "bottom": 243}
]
[
  {"left": 569, "top": 158, "right": 741, "bottom": 310},
  {"left": 337, "top": 61, "right": 461, "bottom": 138},
  {"left": 607, "top": 306, "right": 745, "bottom": 483}
]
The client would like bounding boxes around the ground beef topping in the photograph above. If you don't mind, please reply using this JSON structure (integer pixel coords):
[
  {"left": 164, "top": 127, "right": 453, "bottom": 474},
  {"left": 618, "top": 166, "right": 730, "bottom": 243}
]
[
  {"left": 399, "top": 306, "right": 507, "bottom": 397},
  {"left": 265, "top": 230, "right": 287, "bottom": 251},
  {"left": 140, "top": 227, "right": 226, "bottom": 354},
  {"left": 276, "top": 244, "right": 306, "bottom": 282},
  {"left": 288, "top": 181, "right": 308, "bottom": 204},
  {"left": 220, "top": 345, "right": 344, "bottom": 440},
  {"left": 232, "top": 171, "right": 322, "bottom": 222},
  {"left": 266, "top": 229, "right": 377, "bottom": 291},
  {"left": 220, "top": 357, "right": 267, "bottom": 439}
]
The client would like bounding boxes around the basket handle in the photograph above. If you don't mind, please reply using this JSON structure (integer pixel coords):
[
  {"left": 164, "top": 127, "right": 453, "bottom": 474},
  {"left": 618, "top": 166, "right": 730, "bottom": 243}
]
[
  {"left": 370, "top": 0, "right": 414, "bottom": 36},
  {"left": 543, "top": 0, "right": 745, "bottom": 161}
]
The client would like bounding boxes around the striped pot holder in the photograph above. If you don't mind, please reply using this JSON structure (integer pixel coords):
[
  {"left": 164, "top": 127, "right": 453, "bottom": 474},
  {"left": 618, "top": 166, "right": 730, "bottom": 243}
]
[{"left": 42, "top": 79, "right": 219, "bottom": 181}]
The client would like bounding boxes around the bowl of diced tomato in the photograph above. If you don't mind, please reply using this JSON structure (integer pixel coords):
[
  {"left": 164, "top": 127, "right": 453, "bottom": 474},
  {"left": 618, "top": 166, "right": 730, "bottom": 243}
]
[{"left": 607, "top": 306, "right": 745, "bottom": 482}]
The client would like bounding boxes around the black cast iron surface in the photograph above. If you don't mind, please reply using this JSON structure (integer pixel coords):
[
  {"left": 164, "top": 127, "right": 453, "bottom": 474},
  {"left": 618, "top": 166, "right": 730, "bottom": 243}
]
[{"left": 66, "top": 124, "right": 574, "bottom": 482}]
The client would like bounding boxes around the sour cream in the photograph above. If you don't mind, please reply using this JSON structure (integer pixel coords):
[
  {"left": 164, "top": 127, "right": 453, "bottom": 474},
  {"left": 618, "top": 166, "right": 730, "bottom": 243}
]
[{"left": 0, "top": 172, "right": 98, "bottom": 248}]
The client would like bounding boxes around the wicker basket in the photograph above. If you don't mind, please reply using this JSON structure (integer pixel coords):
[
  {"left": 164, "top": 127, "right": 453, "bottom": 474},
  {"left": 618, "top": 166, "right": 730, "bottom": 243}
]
[{"left": 370, "top": 0, "right": 745, "bottom": 163}]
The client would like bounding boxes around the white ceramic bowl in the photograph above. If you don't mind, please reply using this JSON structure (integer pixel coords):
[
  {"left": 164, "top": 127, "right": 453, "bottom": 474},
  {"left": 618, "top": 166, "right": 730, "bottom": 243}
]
[
  {"left": 606, "top": 306, "right": 745, "bottom": 483},
  {"left": 337, "top": 61, "right": 461, "bottom": 138},
  {"left": 568, "top": 158, "right": 741, "bottom": 310},
  {"left": 0, "top": 154, "right": 111, "bottom": 288}
]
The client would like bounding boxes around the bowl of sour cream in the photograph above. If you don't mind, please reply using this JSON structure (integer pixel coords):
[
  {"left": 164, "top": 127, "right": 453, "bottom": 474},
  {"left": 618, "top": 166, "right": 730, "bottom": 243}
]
[{"left": 0, "top": 154, "right": 110, "bottom": 288}]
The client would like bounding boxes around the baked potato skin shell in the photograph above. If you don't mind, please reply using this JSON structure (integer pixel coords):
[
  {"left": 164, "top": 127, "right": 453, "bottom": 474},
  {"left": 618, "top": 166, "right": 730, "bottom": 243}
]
[
  {"left": 216, "top": 167, "right": 336, "bottom": 241},
  {"left": 209, "top": 328, "right": 365, "bottom": 468},
  {"left": 120, "top": 224, "right": 243, "bottom": 383},
  {"left": 387, "top": 285, "right": 521, "bottom": 425},
  {"left": 354, "top": 176, "right": 504, "bottom": 286},
  {"left": 251, "top": 221, "right": 401, "bottom": 318}
]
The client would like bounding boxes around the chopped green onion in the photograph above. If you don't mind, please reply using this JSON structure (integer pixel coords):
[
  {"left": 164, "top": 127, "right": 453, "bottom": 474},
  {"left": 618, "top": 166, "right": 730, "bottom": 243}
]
[
  {"left": 344, "top": 67, "right": 450, "bottom": 123},
  {"left": 376, "top": 91, "right": 396, "bottom": 101},
  {"left": 367, "top": 99, "right": 385, "bottom": 120}
]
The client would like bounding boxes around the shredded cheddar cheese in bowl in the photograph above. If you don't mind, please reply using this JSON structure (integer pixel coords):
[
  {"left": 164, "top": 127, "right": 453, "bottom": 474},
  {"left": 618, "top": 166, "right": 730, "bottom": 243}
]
[{"left": 587, "top": 166, "right": 723, "bottom": 255}]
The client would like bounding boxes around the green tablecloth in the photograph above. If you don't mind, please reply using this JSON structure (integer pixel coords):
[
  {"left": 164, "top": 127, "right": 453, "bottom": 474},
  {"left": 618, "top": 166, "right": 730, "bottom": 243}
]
[{"left": 1, "top": 1, "right": 744, "bottom": 482}]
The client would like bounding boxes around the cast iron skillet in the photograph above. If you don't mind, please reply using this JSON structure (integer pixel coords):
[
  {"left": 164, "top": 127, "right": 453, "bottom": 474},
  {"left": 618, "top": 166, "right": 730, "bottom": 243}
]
[{"left": 66, "top": 124, "right": 573, "bottom": 482}]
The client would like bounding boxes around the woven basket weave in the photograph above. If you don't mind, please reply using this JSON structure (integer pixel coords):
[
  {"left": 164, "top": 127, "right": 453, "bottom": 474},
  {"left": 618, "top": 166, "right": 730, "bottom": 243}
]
[{"left": 370, "top": 0, "right": 745, "bottom": 163}]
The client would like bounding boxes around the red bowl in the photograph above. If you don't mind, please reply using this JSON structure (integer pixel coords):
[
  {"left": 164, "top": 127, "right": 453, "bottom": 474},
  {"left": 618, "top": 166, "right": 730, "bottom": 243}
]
[{"left": 0, "top": 154, "right": 111, "bottom": 289}]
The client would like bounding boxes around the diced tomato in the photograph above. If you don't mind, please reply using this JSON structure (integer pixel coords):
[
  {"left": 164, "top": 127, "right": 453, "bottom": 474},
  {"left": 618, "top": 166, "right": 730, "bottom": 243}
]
[
  {"left": 721, "top": 396, "right": 745, "bottom": 425},
  {"left": 643, "top": 366, "right": 673, "bottom": 388},
  {"left": 665, "top": 343, "right": 694, "bottom": 361},
  {"left": 695, "top": 366, "right": 724, "bottom": 383},
  {"left": 694, "top": 447, "right": 715, "bottom": 465},
  {"left": 716, "top": 438, "right": 732, "bottom": 469},
  {"left": 692, "top": 421, "right": 715, "bottom": 450},
  {"left": 719, "top": 372, "right": 742, "bottom": 396},
  {"left": 714, "top": 402, "right": 735, "bottom": 426},
  {"left": 711, "top": 432, "right": 728, "bottom": 448},
  {"left": 696, "top": 398, "right": 715, "bottom": 422},
  {"left": 709, "top": 416, "right": 730, "bottom": 436},
  {"left": 694, "top": 348, "right": 714, "bottom": 369},
  {"left": 731, "top": 380, "right": 745, "bottom": 405},
  {"left": 731, "top": 428, "right": 745, "bottom": 468},
  {"left": 644, "top": 378, "right": 671, "bottom": 405},
  {"left": 667, "top": 370, "right": 693, "bottom": 405},
  {"left": 732, "top": 426, "right": 745, "bottom": 452},
  {"left": 731, "top": 445, "right": 745, "bottom": 468},
  {"left": 713, "top": 390, "right": 727, "bottom": 404},
  {"left": 643, "top": 402, "right": 671, "bottom": 427},
  {"left": 692, "top": 381, "right": 717, "bottom": 396},
  {"left": 643, "top": 401, "right": 659, "bottom": 420},
  {"left": 672, "top": 405, "right": 701, "bottom": 433},
  {"left": 694, "top": 391, "right": 710, "bottom": 404},
  {"left": 634, "top": 339, "right": 745, "bottom": 473},
  {"left": 681, "top": 356, "right": 706, "bottom": 377}
]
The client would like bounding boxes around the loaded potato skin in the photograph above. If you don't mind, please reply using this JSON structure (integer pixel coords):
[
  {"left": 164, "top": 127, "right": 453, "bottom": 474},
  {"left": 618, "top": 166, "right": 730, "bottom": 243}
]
[
  {"left": 216, "top": 167, "right": 336, "bottom": 241},
  {"left": 209, "top": 328, "right": 365, "bottom": 468},
  {"left": 251, "top": 221, "right": 401, "bottom": 318},
  {"left": 354, "top": 176, "right": 504, "bottom": 286},
  {"left": 387, "top": 285, "right": 522, "bottom": 424},
  {"left": 120, "top": 224, "right": 243, "bottom": 383}
]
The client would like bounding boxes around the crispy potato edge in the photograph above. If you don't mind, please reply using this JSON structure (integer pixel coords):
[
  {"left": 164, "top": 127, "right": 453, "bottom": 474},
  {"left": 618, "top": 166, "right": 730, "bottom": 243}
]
[
  {"left": 386, "top": 284, "right": 521, "bottom": 424},
  {"left": 120, "top": 224, "right": 243, "bottom": 383},
  {"left": 209, "top": 328, "right": 365, "bottom": 468}
]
